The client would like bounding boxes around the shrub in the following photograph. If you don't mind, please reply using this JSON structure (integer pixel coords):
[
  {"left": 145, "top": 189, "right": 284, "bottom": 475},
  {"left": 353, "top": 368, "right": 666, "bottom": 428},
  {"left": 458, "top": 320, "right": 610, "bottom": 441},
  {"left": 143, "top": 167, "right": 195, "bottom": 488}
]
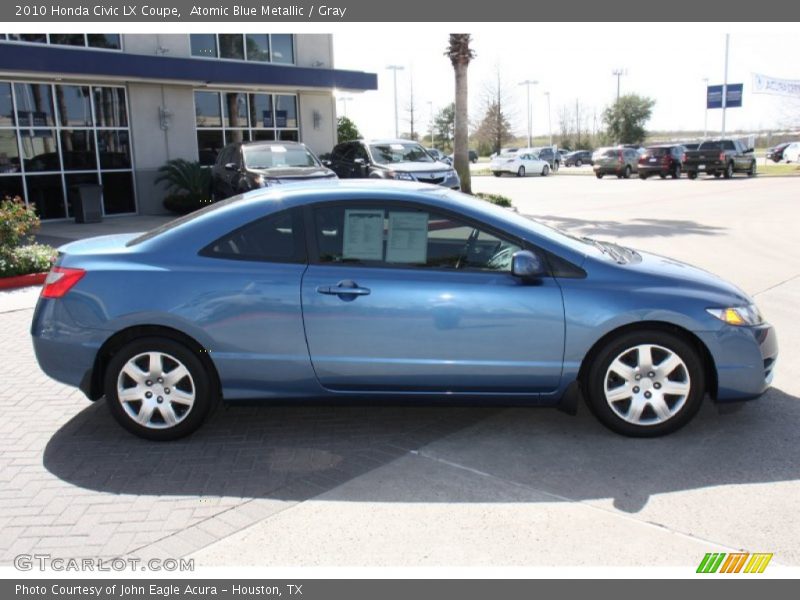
[
  {"left": 155, "top": 159, "right": 212, "bottom": 214},
  {"left": 0, "top": 196, "right": 57, "bottom": 277},
  {"left": 0, "top": 244, "right": 57, "bottom": 277},
  {"left": 473, "top": 192, "right": 513, "bottom": 208},
  {"left": 0, "top": 195, "right": 40, "bottom": 249}
]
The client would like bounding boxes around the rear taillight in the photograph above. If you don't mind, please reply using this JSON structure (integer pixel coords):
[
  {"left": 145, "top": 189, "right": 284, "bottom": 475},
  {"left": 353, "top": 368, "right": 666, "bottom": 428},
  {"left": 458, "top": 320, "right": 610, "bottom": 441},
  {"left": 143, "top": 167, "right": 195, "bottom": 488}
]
[
  {"left": 719, "top": 152, "right": 725, "bottom": 161},
  {"left": 41, "top": 267, "right": 85, "bottom": 298},
  {"left": 618, "top": 151, "right": 624, "bottom": 163}
]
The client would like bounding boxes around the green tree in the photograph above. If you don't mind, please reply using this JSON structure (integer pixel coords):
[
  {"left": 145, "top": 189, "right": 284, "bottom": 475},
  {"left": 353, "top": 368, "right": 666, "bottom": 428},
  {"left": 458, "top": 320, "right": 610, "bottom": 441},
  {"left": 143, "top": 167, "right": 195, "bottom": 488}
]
[
  {"left": 474, "top": 102, "right": 513, "bottom": 155},
  {"left": 433, "top": 103, "right": 455, "bottom": 150},
  {"left": 337, "top": 116, "right": 362, "bottom": 143},
  {"left": 446, "top": 34, "right": 475, "bottom": 194},
  {"left": 602, "top": 94, "right": 656, "bottom": 144}
]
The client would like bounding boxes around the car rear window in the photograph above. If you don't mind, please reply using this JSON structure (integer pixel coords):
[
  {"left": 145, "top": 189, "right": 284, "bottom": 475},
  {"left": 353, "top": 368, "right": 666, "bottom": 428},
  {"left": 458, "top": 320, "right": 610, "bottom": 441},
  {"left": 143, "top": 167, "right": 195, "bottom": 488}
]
[
  {"left": 601, "top": 149, "right": 619, "bottom": 158},
  {"left": 645, "top": 147, "right": 670, "bottom": 157}
]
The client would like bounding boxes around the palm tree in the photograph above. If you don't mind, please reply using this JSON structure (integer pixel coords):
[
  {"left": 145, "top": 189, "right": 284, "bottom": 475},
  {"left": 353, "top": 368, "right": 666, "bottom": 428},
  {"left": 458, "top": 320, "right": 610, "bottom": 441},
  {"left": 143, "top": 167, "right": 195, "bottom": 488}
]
[{"left": 446, "top": 34, "right": 475, "bottom": 194}]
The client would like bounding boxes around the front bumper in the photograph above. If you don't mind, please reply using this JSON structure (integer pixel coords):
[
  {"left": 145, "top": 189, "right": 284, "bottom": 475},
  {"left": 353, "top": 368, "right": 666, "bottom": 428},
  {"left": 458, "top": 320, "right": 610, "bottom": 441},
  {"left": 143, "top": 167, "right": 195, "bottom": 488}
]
[{"left": 698, "top": 322, "right": 778, "bottom": 401}]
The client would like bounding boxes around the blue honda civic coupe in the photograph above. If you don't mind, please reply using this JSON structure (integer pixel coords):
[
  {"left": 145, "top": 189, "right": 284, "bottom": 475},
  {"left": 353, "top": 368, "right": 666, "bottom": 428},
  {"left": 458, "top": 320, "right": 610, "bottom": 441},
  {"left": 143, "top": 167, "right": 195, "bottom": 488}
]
[{"left": 31, "top": 181, "right": 777, "bottom": 440}]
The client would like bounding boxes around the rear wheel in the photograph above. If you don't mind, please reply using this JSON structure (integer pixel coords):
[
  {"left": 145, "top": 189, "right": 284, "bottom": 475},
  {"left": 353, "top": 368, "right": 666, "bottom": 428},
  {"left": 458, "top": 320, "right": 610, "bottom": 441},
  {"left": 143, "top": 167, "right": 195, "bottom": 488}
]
[
  {"left": 104, "top": 337, "right": 215, "bottom": 441},
  {"left": 672, "top": 164, "right": 681, "bottom": 179},
  {"left": 748, "top": 161, "right": 757, "bottom": 177},
  {"left": 623, "top": 165, "right": 632, "bottom": 179},
  {"left": 493, "top": 171, "right": 502, "bottom": 177},
  {"left": 687, "top": 171, "right": 698, "bottom": 180},
  {"left": 596, "top": 172, "right": 603, "bottom": 179},
  {"left": 584, "top": 330, "right": 706, "bottom": 437},
  {"left": 714, "top": 172, "right": 721, "bottom": 178},
  {"left": 517, "top": 166, "right": 526, "bottom": 177},
  {"left": 638, "top": 173, "right": 648, "bottom": 180},
  {"left": 575, "top": 159, "right": 582, "bottom": 167},
  {"left": 541, "top": 164, "right": 550, "bottom": 177},
  {"left": 659, "top": 173, "right": 666, "bottom": 179},
  {"left": 724, "top": 161, "right": 734, "bottom": 179}
]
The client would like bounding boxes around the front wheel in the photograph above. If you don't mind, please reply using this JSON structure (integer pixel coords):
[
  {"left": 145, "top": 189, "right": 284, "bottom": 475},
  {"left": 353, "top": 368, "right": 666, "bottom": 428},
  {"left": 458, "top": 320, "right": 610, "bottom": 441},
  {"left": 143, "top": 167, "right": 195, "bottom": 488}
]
[
  {"left": 623, "top": 165, "right": 632, "bottom": 179},
  {"left": 638, "top": 173, "right": 648, "bottom": 180},
  {"left": 672, "top": 164, "right": 681, "bottom": 179},
  {"left": 575, "top": 159, "right": 582, "bottom": 167},
  {"left": 541, "top": 164, "right": 550, "bottom": 177},
  {"left": 595, "top": 172, "right": 603, "bottom": 179},
  {"left": 517, "top": 166, "right": 526, "bottom": 177},
  {"left": 687, "top": 171, "right": 698, "bottom": 180},
  {"left": 584, "top": 330, "right": 706, "bottom": 437},
  {"left": 493, "top": 171, "right": 502, "bottom": 177},
  {"left": 104, "top": 337, "right": 215, "bottom": 441}
]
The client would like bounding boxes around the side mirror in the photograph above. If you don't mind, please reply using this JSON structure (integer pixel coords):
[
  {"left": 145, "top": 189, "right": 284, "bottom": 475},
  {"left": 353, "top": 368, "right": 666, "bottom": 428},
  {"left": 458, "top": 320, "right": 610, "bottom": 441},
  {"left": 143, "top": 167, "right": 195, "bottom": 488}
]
[
  {"left": 321, "top": 159, "right": 332, "bottom": 167},
  {"left": 511, "top": 250, "right": 545, "bottom": 279},
  {"left": 224, "top": 162, "right": 238, "bottom": 172},
  {"left": 353, "top": 158, "right": 366, "bottom": 165}
]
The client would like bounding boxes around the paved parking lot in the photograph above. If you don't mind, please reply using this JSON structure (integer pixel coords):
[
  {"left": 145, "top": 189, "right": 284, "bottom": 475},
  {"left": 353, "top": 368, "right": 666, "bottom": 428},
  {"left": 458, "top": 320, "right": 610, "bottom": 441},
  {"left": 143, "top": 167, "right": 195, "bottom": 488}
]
[{"left": 2, "top": 174, "right": 799, "bottom": 567}]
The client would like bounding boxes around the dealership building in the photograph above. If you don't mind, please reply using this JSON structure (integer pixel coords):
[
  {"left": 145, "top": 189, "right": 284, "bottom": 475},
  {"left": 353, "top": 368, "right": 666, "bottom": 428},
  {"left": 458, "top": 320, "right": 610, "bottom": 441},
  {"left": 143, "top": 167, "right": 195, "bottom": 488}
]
[{"left": 0, "top": 34, "right": 377, "bottom": 219}]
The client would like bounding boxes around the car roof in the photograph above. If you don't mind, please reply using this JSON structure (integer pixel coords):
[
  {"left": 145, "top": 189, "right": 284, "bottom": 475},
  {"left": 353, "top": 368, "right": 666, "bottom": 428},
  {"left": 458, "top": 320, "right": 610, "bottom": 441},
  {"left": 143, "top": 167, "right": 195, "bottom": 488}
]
[
  {"left": 234, "top": 140, "right": 306, "bottom": 148},
  {"left": 365, "top": 139, "right": 425, "bottom": 145}
]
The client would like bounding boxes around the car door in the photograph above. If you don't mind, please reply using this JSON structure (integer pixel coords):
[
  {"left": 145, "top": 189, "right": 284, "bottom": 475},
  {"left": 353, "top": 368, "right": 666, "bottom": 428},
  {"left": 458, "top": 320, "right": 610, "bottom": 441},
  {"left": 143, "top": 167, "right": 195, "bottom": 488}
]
[
  {"left": 300, "top": 200, "right": 566, "bottom": 394},
  {"left": 329, "top": 143, "right": 354, "bottom": 178}
]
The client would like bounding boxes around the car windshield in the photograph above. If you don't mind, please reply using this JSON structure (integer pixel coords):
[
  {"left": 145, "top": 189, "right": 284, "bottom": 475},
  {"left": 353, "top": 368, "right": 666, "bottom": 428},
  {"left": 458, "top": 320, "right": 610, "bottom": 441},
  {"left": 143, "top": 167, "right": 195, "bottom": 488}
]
[
  {"left": 244, "top": 145, "right": 318, "bottom": 169},
  {"left": 370, "top": 143, "right": 434, "bottom": 164}
]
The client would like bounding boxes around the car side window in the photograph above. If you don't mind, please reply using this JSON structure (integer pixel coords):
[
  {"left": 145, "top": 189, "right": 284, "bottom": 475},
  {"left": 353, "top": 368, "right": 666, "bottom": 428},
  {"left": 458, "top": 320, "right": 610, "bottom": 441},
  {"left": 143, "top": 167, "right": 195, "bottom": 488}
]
[
  {"left": 202, "top": 208, "right": 306, "bottom": 263},
  {"left": 312, "top": 204, "right": 522, "bottom": 273},
  {"left": 352, "top": 144, "right": 369, "bottom": 162}
]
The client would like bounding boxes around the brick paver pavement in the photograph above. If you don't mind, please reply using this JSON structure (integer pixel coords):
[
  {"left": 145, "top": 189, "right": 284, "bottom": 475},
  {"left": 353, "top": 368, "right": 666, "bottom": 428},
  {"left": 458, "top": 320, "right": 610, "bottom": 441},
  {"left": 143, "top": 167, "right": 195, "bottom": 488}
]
[{"left": 0, "top": 300, "right": 494, "bottom": 563}]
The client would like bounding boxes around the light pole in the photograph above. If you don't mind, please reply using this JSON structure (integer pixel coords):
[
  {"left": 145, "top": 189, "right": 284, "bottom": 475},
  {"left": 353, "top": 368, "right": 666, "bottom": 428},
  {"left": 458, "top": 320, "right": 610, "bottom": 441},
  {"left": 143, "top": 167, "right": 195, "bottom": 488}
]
[
  {"left": 612, "top": 68, "right": 626, "bottom": 101},
  {"left": 337, "top": 95, "right": 353, "bottom": 118},
  {"left": 386, "top": 65, "right": 404, "bottom": 138},
  {"left": 544, "top": 91, "right": 552, "bottom": 146},
  {"left": 701, "top": 77, "right": 709, "bottom": 139},
  {"left": 428, "top": 100, "right": 434, "bottom": 147},
  {"left": 721, "top": 34, "right": 730, "bottom": 136},
  {"left": 519, "top": 79, "right": 538, "bottom": 148}
]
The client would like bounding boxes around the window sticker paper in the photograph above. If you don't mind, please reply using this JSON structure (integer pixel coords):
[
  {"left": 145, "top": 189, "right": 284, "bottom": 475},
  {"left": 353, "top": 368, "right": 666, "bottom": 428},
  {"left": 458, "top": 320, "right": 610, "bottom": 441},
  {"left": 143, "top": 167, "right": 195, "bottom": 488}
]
[
  {"left": 386, "top": 211, "right": 428, "bottom": 264},
  {"left": 342, "top": 208, "right": 384, "bottom": 260}
]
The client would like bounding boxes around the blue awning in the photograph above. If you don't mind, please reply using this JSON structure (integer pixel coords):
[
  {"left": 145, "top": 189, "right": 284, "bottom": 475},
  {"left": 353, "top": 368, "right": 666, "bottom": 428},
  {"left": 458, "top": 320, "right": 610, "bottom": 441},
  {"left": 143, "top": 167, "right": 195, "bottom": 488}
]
[{"left": 0, "top": 42, "right": 377, "bottom": 91}]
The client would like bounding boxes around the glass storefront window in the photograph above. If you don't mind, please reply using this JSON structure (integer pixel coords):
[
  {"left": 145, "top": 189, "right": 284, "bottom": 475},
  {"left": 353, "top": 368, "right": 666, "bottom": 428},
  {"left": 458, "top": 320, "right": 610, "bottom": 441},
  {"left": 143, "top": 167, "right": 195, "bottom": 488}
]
[
  {"left": 55, "top": 85, "right": 92, "bottom": 127},
  {"left": 190, "top": 34, "right": 217, "bottom": 58},
  {"left": 195, "top": 92, "right": 222, "bottom": 128},
  {"left": 197, "top": 130, "right": 225, "bottom": 166},
  {"left": 93, "top": 87, "right": 128, "bottom": 128},
  {"left": 50, "top": 34, "right": 86, "bottom": 46},
  {"left": 271, "top": 35, "right": 295, "bottom": 65},
  {"left": 249, "top": 94, "right": 273, "bottom": 128},
  {"left": 245, "top": 34, "right": 270, "bottom": 62},
  {"left": 275, "top": 95, "right": 298, "bottom": 128},
  {"left": 219, "top": 34, "right": 244, "bottom": 60},
  {"left": 1, "top": 80, "right": 134, "bottom": 218},
  {"left": 87, "top": 34, "right": 121, "bottom": 49},
  {"left": 222, "top": 92, "right": 248, "bottom": 128},
  {"left": 14, "top": 83, "right": 55, "bottom": 127}
]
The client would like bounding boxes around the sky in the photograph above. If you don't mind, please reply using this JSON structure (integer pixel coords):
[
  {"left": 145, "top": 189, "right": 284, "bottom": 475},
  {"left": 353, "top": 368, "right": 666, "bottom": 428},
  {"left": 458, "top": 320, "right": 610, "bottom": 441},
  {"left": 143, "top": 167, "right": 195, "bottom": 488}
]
[{"left": 333, "top": 23, "right": 800, "bottom": 141}]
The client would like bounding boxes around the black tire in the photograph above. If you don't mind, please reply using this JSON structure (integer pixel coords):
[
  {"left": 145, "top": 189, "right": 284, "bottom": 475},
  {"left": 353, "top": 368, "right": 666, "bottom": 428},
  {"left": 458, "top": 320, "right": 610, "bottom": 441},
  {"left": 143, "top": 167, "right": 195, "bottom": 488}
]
[
  {"left": 104, "top": 337, "right": 215, "bottom": 441},
  {"left": 748, "top": 161, "right": 757, "bottom": 177},
  {"left": 714, "top": 172, "right": 721, "bottom": 178},
  {"left": 687, "top": 171, "right": 698, "bottom": 180},
  {"left": 493, "top": 171, "right": 502, "bottom": 177},
  {"left": 638, "top": 173, "right": 647, "bottom": 180},
  {"left": 623, "top": 165, "right": 632, "bottom": 179},
  {"left": 659, "top": 173, "right": 666, "bottom": 179},
  {"left": 575, "top": 159, "right": 582, "bottom": 167},
  {"left": 584, "top": 329, "right": 706, "bottom": 437},
  {"left": 596, "top": 172, "right": 603, "bottom": 179},
  {"left": 672, "top": 164, "right": 681, "bottom": 179},
  {"left": 723, "top": 161, "right": 734, "bottom": 179},
  {"left": 517, "top": 166, "right": 526, "bottom": 177},
  {"left": 541, "top": 164, "right": 550, "bottom": 177}
]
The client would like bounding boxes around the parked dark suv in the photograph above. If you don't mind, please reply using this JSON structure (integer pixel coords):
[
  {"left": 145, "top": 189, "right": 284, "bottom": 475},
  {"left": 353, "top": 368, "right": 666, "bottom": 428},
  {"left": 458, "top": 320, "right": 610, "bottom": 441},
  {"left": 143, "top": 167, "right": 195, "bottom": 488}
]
[
  {"left": 563, "top": 150, "right": 593, "bottom": 167},
  {"left": 328, "top": 139, "right": 461, "bottom": 189},
  {"left": 211, "top": 141, "right": 335, "bottom": 201},
  {"left": 638, "top": 144, "right": 686, "bottom": 179}
]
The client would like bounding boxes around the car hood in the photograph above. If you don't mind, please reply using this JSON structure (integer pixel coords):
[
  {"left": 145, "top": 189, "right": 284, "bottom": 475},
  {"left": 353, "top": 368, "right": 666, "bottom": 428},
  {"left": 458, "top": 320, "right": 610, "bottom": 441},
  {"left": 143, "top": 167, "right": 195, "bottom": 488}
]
[
  {"left": 376, "top": 161, "right": 452, "bottom": 173},
  {"left": 617, "top": 248, "right": 751, "bottom": 304},
  {"left": 248, "top": 166, "right": 336, "bottom": 180}
]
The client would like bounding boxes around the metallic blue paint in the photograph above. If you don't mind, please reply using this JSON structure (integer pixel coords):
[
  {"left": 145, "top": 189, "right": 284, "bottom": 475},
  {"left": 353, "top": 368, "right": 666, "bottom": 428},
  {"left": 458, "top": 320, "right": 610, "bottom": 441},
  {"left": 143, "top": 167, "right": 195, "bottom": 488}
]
[{"left": 31, "top": 181, "right": 777, "bottom": 408}]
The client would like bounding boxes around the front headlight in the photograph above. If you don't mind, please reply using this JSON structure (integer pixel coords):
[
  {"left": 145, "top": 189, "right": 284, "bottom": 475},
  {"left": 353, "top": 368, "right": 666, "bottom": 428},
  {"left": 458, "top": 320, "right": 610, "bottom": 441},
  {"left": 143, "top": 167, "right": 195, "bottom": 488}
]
[
  {"left": 706, "top": 304, "right": 764, "bottom": 326},
  {"left": 388, "top": 171, "right": 414, "bottom": 181}
]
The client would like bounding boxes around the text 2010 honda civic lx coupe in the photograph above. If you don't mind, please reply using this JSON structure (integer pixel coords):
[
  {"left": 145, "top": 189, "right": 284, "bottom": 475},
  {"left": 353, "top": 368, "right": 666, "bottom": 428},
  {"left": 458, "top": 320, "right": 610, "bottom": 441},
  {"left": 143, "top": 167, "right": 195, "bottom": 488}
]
[{"left": 31, "top": 181, "right": 777, "bottom": 440}]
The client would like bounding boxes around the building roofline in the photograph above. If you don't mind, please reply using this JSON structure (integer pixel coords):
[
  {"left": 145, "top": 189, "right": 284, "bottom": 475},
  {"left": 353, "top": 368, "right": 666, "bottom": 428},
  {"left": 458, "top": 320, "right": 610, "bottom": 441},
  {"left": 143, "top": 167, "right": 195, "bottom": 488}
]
[{"left": 0, "top": 42, "right": 377, "bottom": 92}]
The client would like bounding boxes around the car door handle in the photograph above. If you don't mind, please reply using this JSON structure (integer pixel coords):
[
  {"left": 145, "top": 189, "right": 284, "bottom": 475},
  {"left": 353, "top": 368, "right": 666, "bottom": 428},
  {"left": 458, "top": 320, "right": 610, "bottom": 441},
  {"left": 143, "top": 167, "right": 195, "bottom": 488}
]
[{"left": 316, "top": 281, "right": 371, "bottom": 297}]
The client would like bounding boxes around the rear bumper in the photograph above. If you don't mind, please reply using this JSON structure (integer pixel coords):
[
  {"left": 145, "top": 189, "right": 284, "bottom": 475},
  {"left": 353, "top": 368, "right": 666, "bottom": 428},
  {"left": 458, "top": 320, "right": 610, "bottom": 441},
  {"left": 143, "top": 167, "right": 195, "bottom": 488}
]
[
  {"left": 697, "top": 323, "right": 778, "bottom": 402},
  {"left": 686, "top": 161, "right": 724, "bottom": 173},
  {"left": 638, "top": 165, "right": 673, "bottom": 175},
  {"left": 30, "top": 297, "right": 104, "bottom": 399}
]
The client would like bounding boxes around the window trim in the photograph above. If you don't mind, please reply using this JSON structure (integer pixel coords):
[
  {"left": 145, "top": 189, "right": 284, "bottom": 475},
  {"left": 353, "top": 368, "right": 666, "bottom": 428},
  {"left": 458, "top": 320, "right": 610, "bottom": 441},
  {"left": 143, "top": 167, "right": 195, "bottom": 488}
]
[
  {"left": 302, "top": 199, "right": 547, "bottom": 276},
  {"left": 1, "top": 33, "right": 123, "bottom": 52},
  {"left": 198, "top": 206, "right": 307, "bottom": 265},
  {"left": 189, "top": 34, "right": 296, "bottom": 66}
]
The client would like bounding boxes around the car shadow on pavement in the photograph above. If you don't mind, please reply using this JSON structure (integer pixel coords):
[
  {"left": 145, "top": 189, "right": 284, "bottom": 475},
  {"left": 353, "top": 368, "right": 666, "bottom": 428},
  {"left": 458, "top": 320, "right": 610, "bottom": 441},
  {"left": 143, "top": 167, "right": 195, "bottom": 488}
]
[
  {"left": 531, "top": 215, "right": 726, "bottom": 239},
  {"left": 43, "top": 388, "right": 800, "bottom": 513}
]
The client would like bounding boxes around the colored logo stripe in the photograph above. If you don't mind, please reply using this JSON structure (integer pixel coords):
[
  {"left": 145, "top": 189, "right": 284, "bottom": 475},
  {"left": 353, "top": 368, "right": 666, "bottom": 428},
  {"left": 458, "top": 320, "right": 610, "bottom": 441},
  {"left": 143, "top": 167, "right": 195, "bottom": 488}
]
[{"left": 697, "top": 552, "right": 773, "bottom": 573}]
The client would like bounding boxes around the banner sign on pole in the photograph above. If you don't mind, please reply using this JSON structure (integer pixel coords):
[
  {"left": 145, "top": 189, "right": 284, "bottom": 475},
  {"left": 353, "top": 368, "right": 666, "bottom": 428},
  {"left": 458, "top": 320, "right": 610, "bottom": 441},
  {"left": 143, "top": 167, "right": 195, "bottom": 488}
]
[
  {"left": 707, "top": 83, "right": 743, "bottom": 109},
  {"left": 752, "top": 73, "right": 800, "bottom": 97}
]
